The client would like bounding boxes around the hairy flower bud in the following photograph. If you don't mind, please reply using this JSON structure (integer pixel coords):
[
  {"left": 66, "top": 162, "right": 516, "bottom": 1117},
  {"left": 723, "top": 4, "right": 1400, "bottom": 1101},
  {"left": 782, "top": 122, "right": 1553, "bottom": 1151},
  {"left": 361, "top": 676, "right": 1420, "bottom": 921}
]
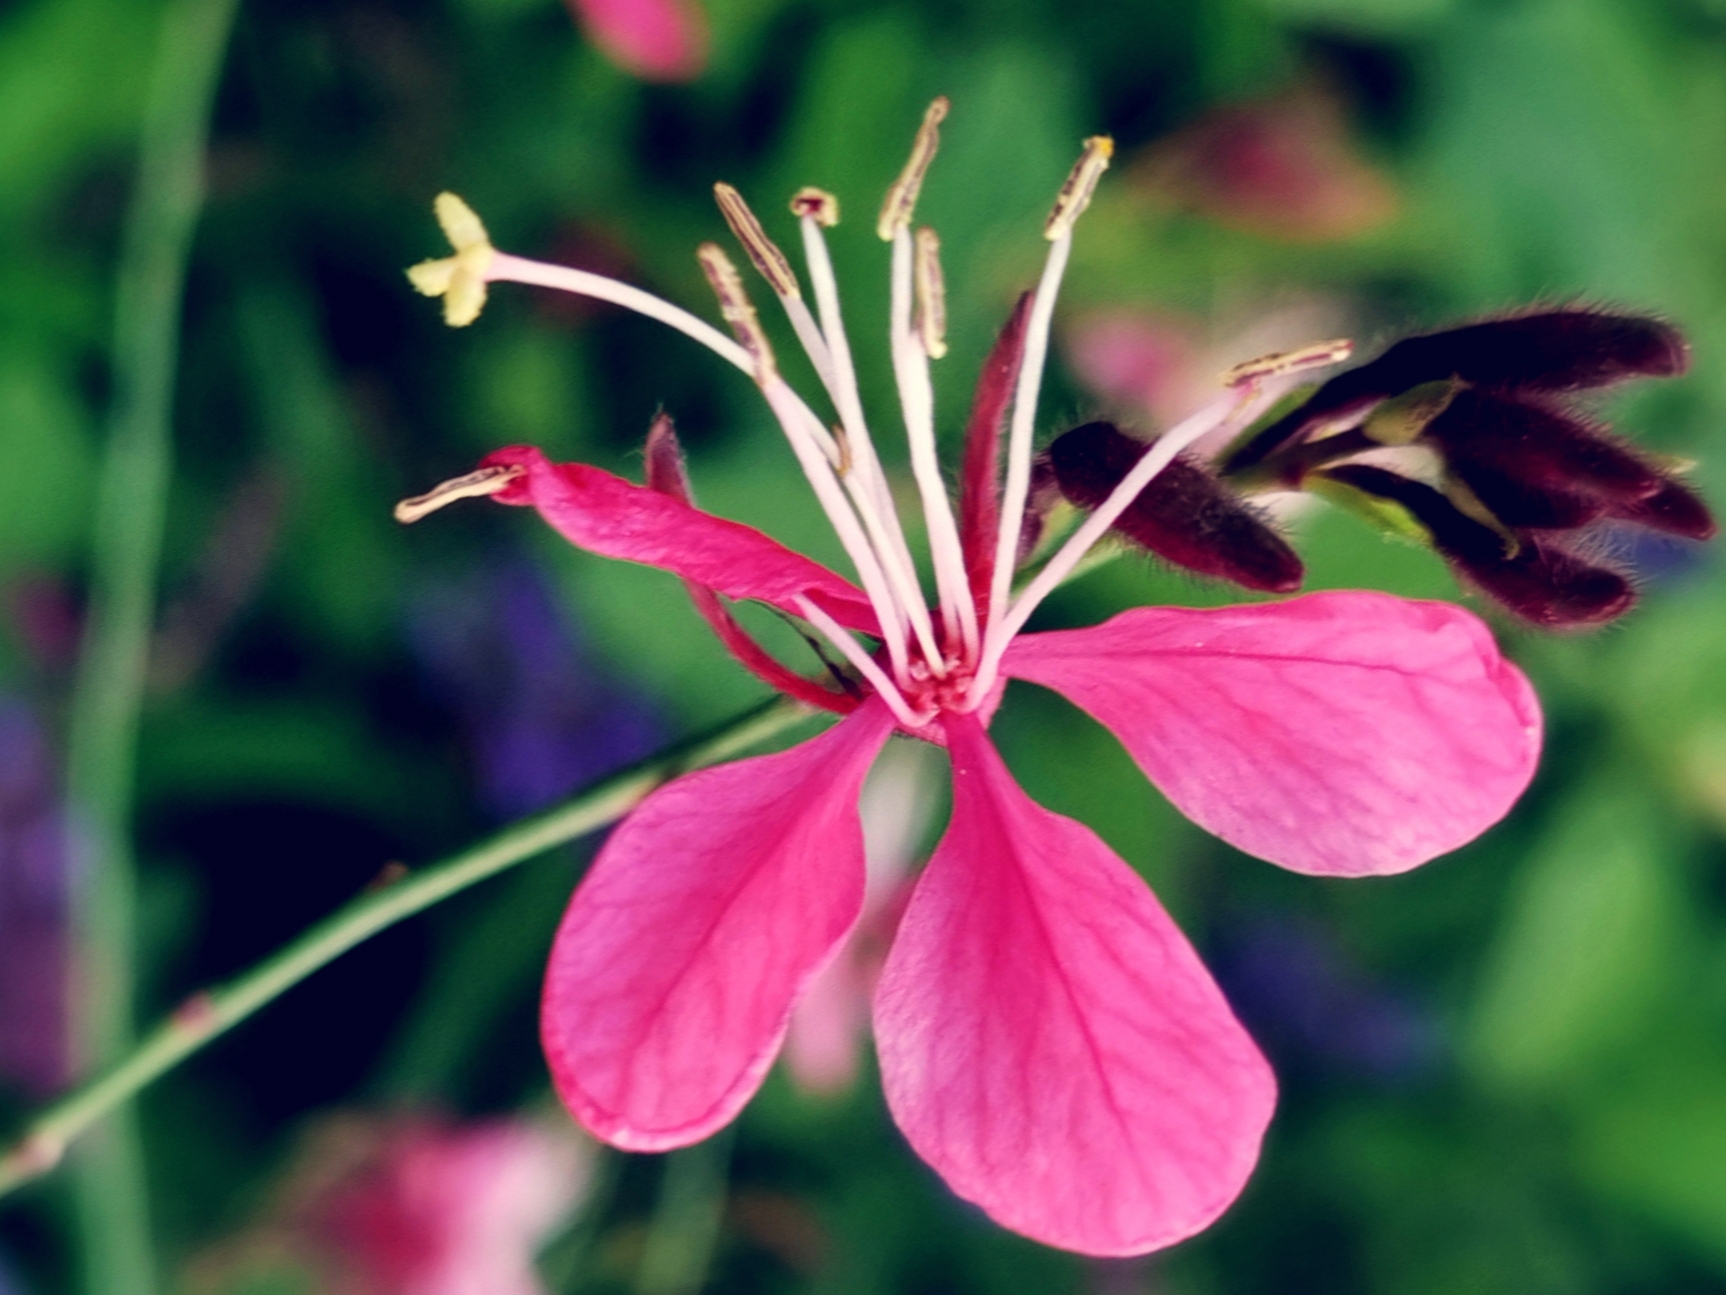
[
  {"left": 1051, "top": 421, "right": 1303, "bottom": 593},
  {"left": 1226, "top": 310, "right": 1689, "bottom": 474},
  {"left": 1320, "top": 463, "right": 1635, "bottom": 626}
]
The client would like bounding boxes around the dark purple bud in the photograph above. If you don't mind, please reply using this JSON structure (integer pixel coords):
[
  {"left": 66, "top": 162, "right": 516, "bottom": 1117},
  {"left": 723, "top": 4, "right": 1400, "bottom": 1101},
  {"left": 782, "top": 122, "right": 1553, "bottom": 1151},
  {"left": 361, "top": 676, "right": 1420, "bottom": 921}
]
[
  {"left": 1051, "top": 421, "right": 1304, "bottom": 593},
  {"left": 1321, "top": 464, "right": 1635, "bottom": 626},
  {"left": 1428, "top": 390, "right": 1663, "bottom": 529},
  {"left": 1225, "top": 311, "right": 1688, "bottom": 474},
  {"left": 1614, "top": 476, "right": 1717, "bottom": 540},
  {"left": 1017, "top": 451, "right": 1062, "bottom": 568}
]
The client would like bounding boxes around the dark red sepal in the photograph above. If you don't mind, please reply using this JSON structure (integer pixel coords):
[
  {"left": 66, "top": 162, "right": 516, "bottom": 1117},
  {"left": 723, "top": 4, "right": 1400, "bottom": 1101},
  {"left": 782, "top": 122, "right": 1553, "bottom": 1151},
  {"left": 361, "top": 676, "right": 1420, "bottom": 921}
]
[
  {"left": 1051, "top": 421, "right": 1304, "bottom": 593},
  {"left": 960, "top": 293, "right": 1033, "bottom": 617}
]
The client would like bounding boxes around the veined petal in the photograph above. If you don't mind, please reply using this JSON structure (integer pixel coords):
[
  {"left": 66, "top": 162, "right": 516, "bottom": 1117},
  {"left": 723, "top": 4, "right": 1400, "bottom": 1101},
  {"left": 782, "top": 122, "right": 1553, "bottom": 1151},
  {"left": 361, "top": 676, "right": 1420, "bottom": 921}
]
[
  {"left": 875, "top": 714, "right": 1274, "bottom": 1257},
  {"left": 542, "top": 702, "right": 894, "bottom": 1150},
  {"left": 482, "top": 445, "right": 879, "bottom": 634},
  {"left": 1004, "top": 590, "right": 1541, "bottom": 877}
]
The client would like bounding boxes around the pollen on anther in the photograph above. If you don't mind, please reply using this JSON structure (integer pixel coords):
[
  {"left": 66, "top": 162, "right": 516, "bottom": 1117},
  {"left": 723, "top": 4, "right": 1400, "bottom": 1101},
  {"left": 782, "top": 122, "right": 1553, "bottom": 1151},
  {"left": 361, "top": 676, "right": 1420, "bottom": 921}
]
[
  {"left": 913, "top": 227, "right": 948, "bottom": 359},
  {"left": 790, "top": 187, "right": 840, "bottom": 227},
  {"left": 714, "top": 183, "right": 801, "bottom": 299},
  {"left": 697, "top": 242, "right": 778, "bottom": 382},
  {"left": 1222, "top": 338, "right": 1354, "bottom": 387},
  {"left": 394, "top": 464, "right": 524, "bottom": 523},
  {"left": 1043, "top": 135, "right": 1114, "bottom": 240},
  {"left": 878, "top": 97, "right": 950, "bottom": 241}
]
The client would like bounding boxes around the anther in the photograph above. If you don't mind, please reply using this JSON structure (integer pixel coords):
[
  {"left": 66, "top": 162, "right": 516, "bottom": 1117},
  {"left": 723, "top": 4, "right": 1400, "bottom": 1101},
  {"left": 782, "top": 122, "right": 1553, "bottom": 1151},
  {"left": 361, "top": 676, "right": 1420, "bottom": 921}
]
[
  {"left": 878, "top": 97, "right": 950, "bottom": 241},
  {"left": 1043, "top": 136, "right": 1114, "bottom": 240},
  {"left": 913, "top": 227, "right": 948, "bottom": 359},
  {"left": 1221, "top": 337, "right": 1354, "bottom": 387},
  {"left": 713, "top": 183, "right": 800, "bottom": 299},
  {"left": 697, "top": 243, "right": 777, "bottom": 382},
  {"left": 790, "top": 187, "right": 840, "bottom": 227},
  {"left": 393, "top": 464, "right": 524, "bottom": 523}
]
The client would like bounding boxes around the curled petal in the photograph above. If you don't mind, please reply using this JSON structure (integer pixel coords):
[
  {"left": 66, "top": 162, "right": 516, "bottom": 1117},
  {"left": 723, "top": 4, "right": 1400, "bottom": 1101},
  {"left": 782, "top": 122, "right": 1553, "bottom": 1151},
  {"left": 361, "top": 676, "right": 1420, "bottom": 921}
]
[
  {"left": 875, "top": 714, "right": 1273, "bottom": 1256},
  {"left": 542, "top": 702, "right": 894, "bottom": 1150},
  {"left": 1004, "top": 591, "right": 1541, "bottom": 876},
  {"left": 482, "top": 445, "right": 879, "bottom": 634}
]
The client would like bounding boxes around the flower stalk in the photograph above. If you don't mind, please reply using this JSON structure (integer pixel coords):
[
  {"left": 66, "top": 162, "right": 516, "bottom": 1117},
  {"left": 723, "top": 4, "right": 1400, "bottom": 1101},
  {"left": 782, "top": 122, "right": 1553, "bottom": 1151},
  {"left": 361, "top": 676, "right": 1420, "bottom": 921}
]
[{"left": 0, "top": 697, "right": 812, "bottom": 1201}]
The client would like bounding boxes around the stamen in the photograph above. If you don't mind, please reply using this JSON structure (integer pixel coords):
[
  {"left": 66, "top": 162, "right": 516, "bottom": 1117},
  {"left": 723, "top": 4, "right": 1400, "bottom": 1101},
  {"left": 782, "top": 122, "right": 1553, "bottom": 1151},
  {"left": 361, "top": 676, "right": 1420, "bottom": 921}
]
[
  {"left": 986, "top": 229, "right": 1072, "bottom": 643},
  {"left": 1043, "top": 136, "right": 1114, "bottom": 240},
  {"left": 890, "top": 228, "right": 978, "bottom": 662},
  {"left": 713, "top": 183, "right": 801, "bottom": 299},
  {"left": 973, "top": 382, "right": 1279, "bottom": 702},
  {"left": 794, "top": 596, "right": 931, "bottom": 730},
  {"left": 487, "top": 251, "right": 752, "bottom": 372},
  {"left": 878, "top": 97, "right": 950, "bottom": 241},
  {"left": 697, "top": 243, "right": 778, "bottom": 382},
  {"left": 790, "top": 187, "right": 840, "bottom": 226},
  {"left": 1221, "top": 338, "right": 1354, "bottom": 386},
  {"left": 393, "top": 464, "right": 523, "bottom": 523},
  {"left": 913, "top": 227, "right": 948, "bottom": 359},
  {"left": 794, "top": 208, "right": 943, "bottom": 667}
]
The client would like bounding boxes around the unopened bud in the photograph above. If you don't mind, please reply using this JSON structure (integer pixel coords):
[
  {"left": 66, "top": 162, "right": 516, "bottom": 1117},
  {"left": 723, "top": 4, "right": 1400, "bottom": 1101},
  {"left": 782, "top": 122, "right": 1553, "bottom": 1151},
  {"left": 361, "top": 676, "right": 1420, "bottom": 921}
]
[
  {"left": 790, "top": 187, "right": 840, "bottom": 226},
  {"left": 913, "top": 227, "right": 947, "bottom": 359},
  {"left": 714, "top": 183, "right": 800, "bottom": 299},
  {"left": 1044, "top": 136, "right": 1114, "bottom": 240},
  {"left": 644, "top": 412, "right": 694, "bottom": 504},
  {"left": 879, "top": 97, "right": 949, "bottom": 240},
  {"left": 1318, "top": 463, "right": 1635, "bottom": 626},
  {"left": 1050, "top": 421, "right": 1304, "bottom": 593},
  {"left": 697, "top": 243, "right": 777, "bottom": 381}
]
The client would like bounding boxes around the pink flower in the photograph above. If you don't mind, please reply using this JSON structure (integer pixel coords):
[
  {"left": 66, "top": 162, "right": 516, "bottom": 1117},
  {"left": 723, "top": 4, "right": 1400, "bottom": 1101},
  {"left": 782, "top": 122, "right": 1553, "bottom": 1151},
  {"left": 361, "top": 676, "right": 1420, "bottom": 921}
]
[
  {"left": 296, "top": 1114, "right": 590, "bottom": 1295},
  {"left": 188, "top": 1113, "right": 593, "bottom": 1295},
  {"left": 402, "top": 102, "right": 1541, "bottom": 1255},
  {"left": 563, "top": 0, "right": 707, "bottom": 82}
]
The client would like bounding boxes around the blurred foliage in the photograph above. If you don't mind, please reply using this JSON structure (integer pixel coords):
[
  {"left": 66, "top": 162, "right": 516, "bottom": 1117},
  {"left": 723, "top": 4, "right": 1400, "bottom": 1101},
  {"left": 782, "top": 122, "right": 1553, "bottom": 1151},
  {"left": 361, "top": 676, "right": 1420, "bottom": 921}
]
[{"left": 5, "top": 0, "right": 1726, "bottom": 1291}]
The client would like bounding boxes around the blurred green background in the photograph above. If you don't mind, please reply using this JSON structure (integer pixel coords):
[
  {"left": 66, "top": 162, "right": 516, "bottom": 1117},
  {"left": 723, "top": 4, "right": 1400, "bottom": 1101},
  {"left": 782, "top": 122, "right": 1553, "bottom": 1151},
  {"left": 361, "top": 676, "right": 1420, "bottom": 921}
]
[{"left": 5, "top": 0, "right": 1726, "bottom": 1290}]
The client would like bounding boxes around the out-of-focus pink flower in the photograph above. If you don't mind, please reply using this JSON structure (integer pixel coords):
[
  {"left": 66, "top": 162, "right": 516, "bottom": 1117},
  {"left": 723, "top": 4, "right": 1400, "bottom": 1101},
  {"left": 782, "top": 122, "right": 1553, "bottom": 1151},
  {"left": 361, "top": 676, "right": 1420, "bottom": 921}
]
[
  {"left": 1131, "top": 87, "right": 1398, "bottom": 242},
  {"left": 783, "top": 743, "right": 937, "bottom": 1094},
  {"left": 402, "top": 118, "right": 1541, "bottom": 1256},
  {"left": 563, "top": 0, "right": 707, "bottom": 82},
  {"left": 291, "top": 1114, "right": 590, "bottom": 1295}
]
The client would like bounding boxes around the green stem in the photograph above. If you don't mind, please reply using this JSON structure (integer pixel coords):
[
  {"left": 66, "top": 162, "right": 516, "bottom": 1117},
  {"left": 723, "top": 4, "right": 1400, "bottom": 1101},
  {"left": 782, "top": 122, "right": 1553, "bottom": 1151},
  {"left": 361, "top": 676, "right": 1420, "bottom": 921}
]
[
  {"left": 1, "top": 696, "right": 813, "bottom": 1202},
  {"left": 61, "top": 0, "right": 240, "bottom": 1288},
  {"left": 633, "top": 1130, "right": 735, "bottom": 1295}
]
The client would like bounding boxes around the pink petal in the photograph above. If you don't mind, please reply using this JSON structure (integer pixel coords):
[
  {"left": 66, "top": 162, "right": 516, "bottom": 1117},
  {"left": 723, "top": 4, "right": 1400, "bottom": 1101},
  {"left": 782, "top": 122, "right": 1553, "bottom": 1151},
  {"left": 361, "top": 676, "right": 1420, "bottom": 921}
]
[
  {"left": 541, "top": 702, "right": 895, "bottom": 1151},
  {"left": 1004, "top": 590, "right": 1541, "bottom": 877},
  {"left": 565, "top": 0, "right": 707, "bottom": 82},
  {"left": 874, "top": 714, "right": 1274, "bottom": 1257},
  {"left": 482, "top": 445, "right": 880, "bottom": 635}
]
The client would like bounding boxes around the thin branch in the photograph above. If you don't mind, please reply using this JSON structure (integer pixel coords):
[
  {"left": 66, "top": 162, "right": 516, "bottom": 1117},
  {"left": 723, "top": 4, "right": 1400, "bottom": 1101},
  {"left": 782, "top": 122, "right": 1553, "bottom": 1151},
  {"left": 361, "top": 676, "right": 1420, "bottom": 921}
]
[{"left": 1, "top": 697, "right": 814, "bottom": 1201}]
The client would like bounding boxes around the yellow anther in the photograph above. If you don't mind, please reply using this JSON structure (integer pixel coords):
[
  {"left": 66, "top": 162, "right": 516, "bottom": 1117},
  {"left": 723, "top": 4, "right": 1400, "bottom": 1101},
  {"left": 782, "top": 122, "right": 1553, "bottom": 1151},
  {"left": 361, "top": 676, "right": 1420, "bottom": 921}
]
[
  {"left": 713, "top": 183, "right": 800, "bottom": 299},
  {"left": 405, "top": 192, "right": 496, "bottom": 327},
  {"left": 697, "top": 243, "right": 777, "bottom": 382},
  {"left": 790, "top": 187, "right": 840, "bottom": 227},
  {"left": 393, "top": 463, "right": 524, "bottom": 524},
  {"left": 1221, "top": 338, "right": 1354, "bottom": 387},
  {"left": 878, "top": 97, "right": 949, "bottom": 241},
  {"left": 1043, "top": 136, "right": 1114, "bottom": 240},
  {"left": 913, "top": 227, "right": 948, "bottom": 359}
]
